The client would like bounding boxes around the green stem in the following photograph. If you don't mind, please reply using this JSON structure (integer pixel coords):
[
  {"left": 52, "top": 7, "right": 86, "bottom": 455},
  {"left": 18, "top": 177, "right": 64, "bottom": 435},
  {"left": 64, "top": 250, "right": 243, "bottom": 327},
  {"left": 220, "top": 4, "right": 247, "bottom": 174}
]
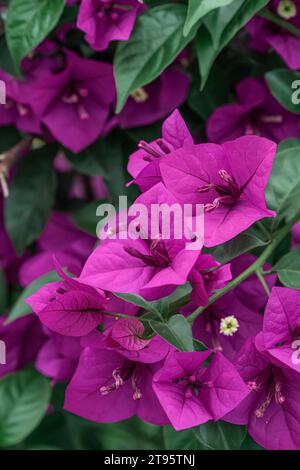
[
  {"left": 258, "top": 9, "right": 300, "bottom": 39},
  {"left": 103, "top": 310, "right": 150, "bottom": 323},
  {"left": 187, "top": 215, "right": 299, "bottom": 324},
  {"left": 256, "top": 268, "right": 271, "bottom": 296}
]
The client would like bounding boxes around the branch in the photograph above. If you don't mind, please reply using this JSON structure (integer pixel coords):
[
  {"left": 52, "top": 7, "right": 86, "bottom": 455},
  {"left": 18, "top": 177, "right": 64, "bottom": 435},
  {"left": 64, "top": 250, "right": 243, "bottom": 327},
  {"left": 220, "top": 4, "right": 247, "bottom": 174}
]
[
  {"left": 256, "top": 268, "right": 271, "bottom": 297},
  {"left": 187, "top": 214, "right": 300, "bottom": 324},
  {"left": 0, "top": 136, "right": 33, "bottom": 197}
]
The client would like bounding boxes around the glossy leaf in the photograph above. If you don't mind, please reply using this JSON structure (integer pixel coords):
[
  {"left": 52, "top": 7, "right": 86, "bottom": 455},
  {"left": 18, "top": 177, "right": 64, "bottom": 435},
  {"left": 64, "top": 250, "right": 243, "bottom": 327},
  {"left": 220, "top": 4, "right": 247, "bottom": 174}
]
[
  {"left": 72, "top": 200, "right": 106, "bottom": 237},
  {"left": 273, "top": 247, "right": 300, "bottom": 289},
  {"left": 196, "top": 0, "right": 269, "bottom": 88},
  {"left": 114, "top": 292, "right": 161, "bottom": 317},
  {"left": 0, "top": 370, "right": 51, "bottom": 447},
  {"left": 209, "top": 226, "right": 268, "bottom": 264},
  {"left": 5, "top": 271, "right": 60, "bottom": 325},
  {"left": 150, "top": 314, "right": 194, "bottom": 352},
  {"left": 266, "top": 139, "right": 300, "bottom": 225},
  {"left": 266, "top": 69, "right": 300, "bottom": 115},
  {"left": 114, "top": 4, "right": 196, "bottom": 112},
  {"left": 5, "top": 145, "right": 57, "bottom": 255},
  {"left": 0, "top": 267, "right": 8, "bottom": 313},
  {"left": 188, "top": 66, "right": 229, "bottom": 120},
  {"left": 184, "top": 0, "right": 236, "bottom": 37},
  {"left": 66, "top": 134, "right": 127, "bottom": 204},
  {"left": 5, "top": 0, "right": 65, "bottom": 73},
  {"left": 164, "top": 421, "right": 246, "bottom": 450}
]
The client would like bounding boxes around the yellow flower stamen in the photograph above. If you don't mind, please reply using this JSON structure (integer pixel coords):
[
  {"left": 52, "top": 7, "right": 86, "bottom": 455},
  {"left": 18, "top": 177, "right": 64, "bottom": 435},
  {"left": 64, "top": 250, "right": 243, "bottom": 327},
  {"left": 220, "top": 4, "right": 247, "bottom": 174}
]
[{"left": 131, "top": 87, "right": 149, "bottom": 103}]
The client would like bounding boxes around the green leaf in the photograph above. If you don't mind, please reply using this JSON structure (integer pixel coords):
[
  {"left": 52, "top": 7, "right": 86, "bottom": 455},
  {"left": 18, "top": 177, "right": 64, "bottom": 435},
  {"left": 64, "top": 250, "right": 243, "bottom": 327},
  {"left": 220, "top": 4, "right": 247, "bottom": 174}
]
[
  {"left": 22, "top": 408, "right": 163, "bottom": 450},
  {"left": 5, "top": 271, "right": 60, "bottom": 325},
  {"left": 65, "top": 134, "right": 127, "bottom": 204},
  {"left": 239, "top": 434, "right": 263, "bottom": 450},
  {"left": 114, "top": 292, "right": 162, "bottom": 318},
  {"left": 5, "top": 145, "right": 57, "bottom": 255},
  {"left": 163, "top": 427, "right": 199, "bottom": 450},
  {"left": 0, "top": 126, "right": 20, "bottom": 153},
  {"left": 266, "top": 69, "right": 300, "bottom": 115},
  {"left": 0, "top": 36, "right": 18, "bottom": 76},
  {"left": 273, "top": 247, "right": 300, "bottom": 289},
  {"left": 0, "top": 370, "right": 51, "bottom": 447},
  {"left": 94, "top": 417, "right": 163, "bottom": 451},
  {"left": 163, "top": 282, "right": 192, "bottom": 305},
  {"left": 0, "top": 267, "right": 8, "bottom": 313},
  {"left": 196, "top": 0, "right": 269, "bottom": 88},
  {"left": 155, "top": 282, "right": 192, "bottom": 317},
  {"left": 188, "top": 66, "right": 229, "bottom": 120},
  {"left": 114, "top": 4, "right": 196, "bottom": 113},
  {"left": 164, "top": 421, "right": 246, "bottom": 450},
  {"left": 266, "top": 139, "right": 300, "bottom": 225},
  {"left": 269, "top": 231, "right": 291, "bottom": 266},
  {"left": 209, "top": 226, "right": 268, "bottom": 264},
  {"left": 150, "top": 314, "right": 194, "bottom": 351},
  {"left": 72, "top": 200, "right": 106, "bottom": 236},
  {"left": 184, "top": 0, "right": 236, "bottom": 37},
  {"left": 5, "top": 0, "right": 65, "bottom": 73},
  {"left": 193, "top": 421, "right": 247, "bottom": 449},
  {"left": 193, "top": 339, "right": 208, "bottom": 352}
]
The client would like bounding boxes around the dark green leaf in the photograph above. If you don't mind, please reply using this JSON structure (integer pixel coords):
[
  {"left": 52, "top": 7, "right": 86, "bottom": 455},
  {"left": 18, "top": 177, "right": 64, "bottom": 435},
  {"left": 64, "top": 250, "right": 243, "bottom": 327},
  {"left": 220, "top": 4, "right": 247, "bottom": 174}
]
[
  {"left": 72, "top": 200, "right": 106, "bottom": 236},
  {"left": 273, "top": 247, "right": 300, "bottom": 289},
  {"left": 266, "top": 69, "right": 300, "bottom": 115},
  {"left": 66, "top": 134, "right": 127, "bottom": 204},
  {"left": 155, "top": 282, "right": 192, "bottom": 317},
  {"left": 164, "top": 421, "right": 246, "bottom": 450},
  {"left": 94, "top": 417, "right": 163, "bottom": 450},
  {"left": 0, "top": 370, "right": 51, "bottom": 447},
  {"left": 0, "top": 126, "right": 20, "bottom": 153},
  {"left": 266, "top": 139, "right": 300, "bottom": 225},
  {"left": 196, "top": 0, "right": 269, "bottom": 88},
  {"left": 114, "top": 4, "right": 196, "bottom": 113},
  {"left": 193, "top": 339, "right": 208, "bottom": 352},
  {"left": 268, "top": 231, "right": 292, "bottom": 266},
  {"left": 209, "top": 226, "right": 269, "bottom": 264},
  {"left": 5, "top": 145, "right": 57, "bottom": 255},
  {"left": 5, "top": 0, "right": 65, "bottom": 73},
  {"left": 193, "top": 421, "right": 246, "bottom": 449},
  {"left": 150, "top": 314, "right": 194, "bottom": 351},
  {"left": 184, "top": 0, "right": 236, "bottom": 37},
  {"left": 164, "top": 427, "right": 199, "bottom": 450},
  {"left": 5, "top": 271, "right": 60, "bottom": 324},
  {"left": 114, "top": 292, "right": 162, "bottom": 317},
  {"left": 20, "top": 409, "right": 163, "bottom": 450},
  {"left": 188, "top": 66, "right": 229, "bottom": 120},
  {"left": 239, "top": 434, "right": 264, "bottom": 450},
  {"left": 0, "top": 267, "right": 8, "bottom": 313},
  {"left": 0, "top": 36, "right": 18, "bottom": 76}
]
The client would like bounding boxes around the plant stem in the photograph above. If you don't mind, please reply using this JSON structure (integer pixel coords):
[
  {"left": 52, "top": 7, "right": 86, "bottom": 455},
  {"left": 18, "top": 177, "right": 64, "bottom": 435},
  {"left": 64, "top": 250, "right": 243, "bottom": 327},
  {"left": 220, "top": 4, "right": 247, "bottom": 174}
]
[
  {"left": 187, "top": 215, "right": 300, "bottom": 324},
  {"left": 256, "top": 268, "right": 270, "bottom": 296},
  {"left": 103, "top": 310, "right": 149, "bottom": 322},
  {"left": 0, "top": 136, "right": 33, "bottom": 197},
  {"left": 258, "top": 9, "right": 300, "bottom": 38}
]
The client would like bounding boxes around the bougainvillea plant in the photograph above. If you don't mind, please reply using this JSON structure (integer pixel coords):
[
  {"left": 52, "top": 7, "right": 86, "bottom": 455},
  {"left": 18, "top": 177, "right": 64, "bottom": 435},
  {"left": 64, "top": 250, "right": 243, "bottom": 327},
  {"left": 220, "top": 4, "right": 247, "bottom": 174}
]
[{"left": 1, "top": 0, "right": 300, "bottom": 452}]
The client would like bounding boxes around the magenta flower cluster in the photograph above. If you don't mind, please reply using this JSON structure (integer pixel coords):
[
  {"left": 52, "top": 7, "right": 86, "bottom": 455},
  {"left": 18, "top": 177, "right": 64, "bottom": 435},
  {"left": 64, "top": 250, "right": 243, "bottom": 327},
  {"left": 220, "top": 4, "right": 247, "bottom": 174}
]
[{"left": 17, "top": 109, "right": 297, "bottom": 449}]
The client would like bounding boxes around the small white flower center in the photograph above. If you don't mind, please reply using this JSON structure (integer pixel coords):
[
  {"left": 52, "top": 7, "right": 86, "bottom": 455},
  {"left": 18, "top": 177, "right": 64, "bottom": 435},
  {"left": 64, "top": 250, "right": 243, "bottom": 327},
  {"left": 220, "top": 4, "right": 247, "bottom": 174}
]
[
  {"left": 219, "top": 315, "right": 240, "bottom": 337},
  {"left": 277, "top": 0, "right": 297, "bottom": 20}
]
